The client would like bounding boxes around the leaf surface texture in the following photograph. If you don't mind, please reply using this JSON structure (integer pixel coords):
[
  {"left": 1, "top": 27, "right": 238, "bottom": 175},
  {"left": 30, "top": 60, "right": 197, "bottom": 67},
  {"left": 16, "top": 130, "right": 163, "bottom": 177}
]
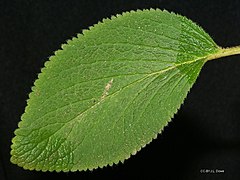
[{"left": 11, "top": 9, "right": 219, "bottom": 171}]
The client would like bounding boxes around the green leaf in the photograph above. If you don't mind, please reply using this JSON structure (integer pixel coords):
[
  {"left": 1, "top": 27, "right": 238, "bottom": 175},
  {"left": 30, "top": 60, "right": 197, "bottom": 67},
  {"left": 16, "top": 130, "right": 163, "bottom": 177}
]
[{"left": 11, "top": 9, "right": 236, "bottom": 172}]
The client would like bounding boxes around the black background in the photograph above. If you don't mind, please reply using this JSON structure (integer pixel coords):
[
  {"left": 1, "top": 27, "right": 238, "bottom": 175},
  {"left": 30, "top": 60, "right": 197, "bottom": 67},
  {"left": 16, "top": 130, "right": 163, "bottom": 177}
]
[{"left": 1, "top": 0, "right": 240, "bottom": 180}]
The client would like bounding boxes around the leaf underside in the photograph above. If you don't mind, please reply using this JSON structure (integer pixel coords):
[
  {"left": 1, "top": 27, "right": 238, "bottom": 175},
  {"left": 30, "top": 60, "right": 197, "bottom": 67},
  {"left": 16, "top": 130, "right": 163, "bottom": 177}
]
[{"left": 11, "top": 9, "right": 219, "bottom": 171}]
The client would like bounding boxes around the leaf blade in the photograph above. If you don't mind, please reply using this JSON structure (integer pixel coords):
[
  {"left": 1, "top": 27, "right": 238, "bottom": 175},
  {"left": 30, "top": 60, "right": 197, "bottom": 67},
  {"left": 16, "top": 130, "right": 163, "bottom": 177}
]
[{"left": 11, "top": 9, "right": 219, "bottom": 171}]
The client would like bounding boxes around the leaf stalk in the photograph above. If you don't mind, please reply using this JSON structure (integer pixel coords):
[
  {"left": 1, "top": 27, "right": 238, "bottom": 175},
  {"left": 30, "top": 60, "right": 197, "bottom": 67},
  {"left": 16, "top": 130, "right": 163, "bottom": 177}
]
[{"left": 206, "top": 46, "right": 240, "bottom": 61}]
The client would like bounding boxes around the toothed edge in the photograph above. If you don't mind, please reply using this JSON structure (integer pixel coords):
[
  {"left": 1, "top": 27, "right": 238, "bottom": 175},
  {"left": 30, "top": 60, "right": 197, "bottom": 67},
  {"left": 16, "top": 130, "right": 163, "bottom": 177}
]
[{"left": 10, "top": 8, "right": 190, "bottom": 172}]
